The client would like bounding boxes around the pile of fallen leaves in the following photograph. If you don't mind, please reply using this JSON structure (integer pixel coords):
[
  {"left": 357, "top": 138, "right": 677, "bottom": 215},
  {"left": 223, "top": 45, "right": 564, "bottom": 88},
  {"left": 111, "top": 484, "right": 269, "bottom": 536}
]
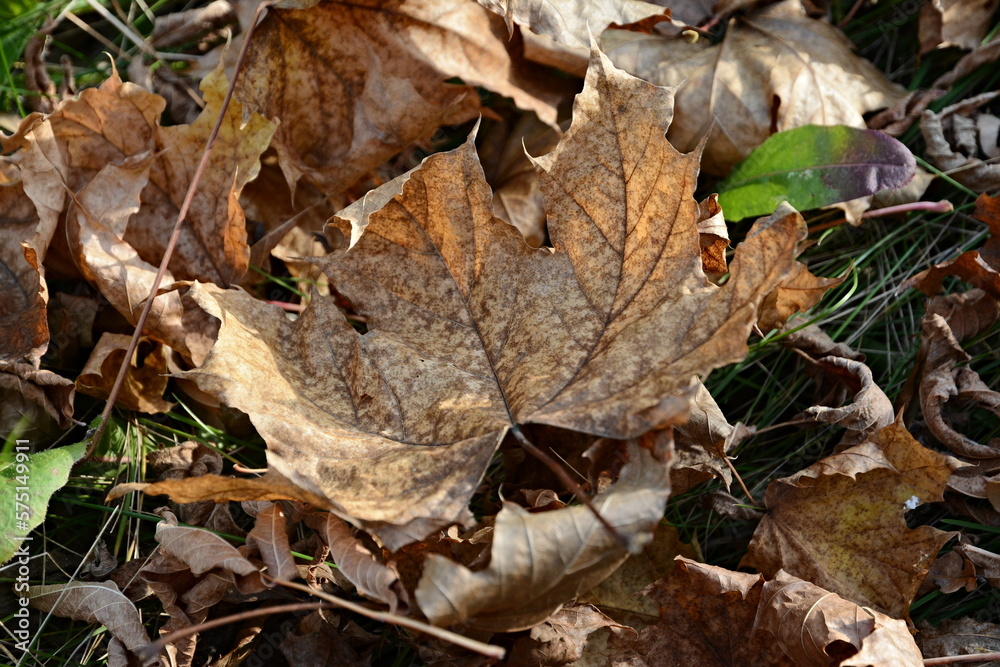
[{"left": 3, "top": 0, "right": 1000, "bottom": 664}]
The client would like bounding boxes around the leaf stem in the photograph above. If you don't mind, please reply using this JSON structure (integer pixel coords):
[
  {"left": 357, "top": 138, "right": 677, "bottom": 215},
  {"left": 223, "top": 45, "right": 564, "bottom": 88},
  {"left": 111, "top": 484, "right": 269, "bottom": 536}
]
[{"left": 86, "top": 1, "right": 275, "bottom": 457}]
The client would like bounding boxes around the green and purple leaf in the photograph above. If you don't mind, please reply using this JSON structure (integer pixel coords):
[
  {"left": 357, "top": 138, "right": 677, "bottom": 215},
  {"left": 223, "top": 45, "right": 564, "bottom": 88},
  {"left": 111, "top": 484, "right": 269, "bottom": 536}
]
[{"left": 716, "top": 125, "right": 916, "bottom": 221}]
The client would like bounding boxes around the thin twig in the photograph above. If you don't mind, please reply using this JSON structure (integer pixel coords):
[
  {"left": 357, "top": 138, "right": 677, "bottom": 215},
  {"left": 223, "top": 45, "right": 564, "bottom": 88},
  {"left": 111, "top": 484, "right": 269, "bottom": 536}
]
[
  {"left": 924, "top": 652, "right": 1000, "bottom": 665},
  {"left": 509, "top": 425, "right": 629, "bottom": 550},
  {"left": 862, "top": 200, "right": 954, "bottom": 218},
  {"left": 86, "top": 1, "right": 274, "bottom": 456},
  {"left": 723, "top": 456, "right": 756, "bottom": 506},
  {"left": 138, "top": 601, "right": 333, "bottom": 660},
  {"left": 266, "top": 575, "right": 506, "bottom": 660}
]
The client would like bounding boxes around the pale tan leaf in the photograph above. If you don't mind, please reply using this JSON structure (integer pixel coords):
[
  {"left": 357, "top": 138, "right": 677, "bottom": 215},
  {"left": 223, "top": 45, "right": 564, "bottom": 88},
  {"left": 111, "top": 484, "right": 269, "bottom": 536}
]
[
  {"left": 476, "top": 0, "right": 673, "bottom": 51},
  {"left": 184, "top": 48, "right": 802, "bottom": 547},
  {"left": 28, "top": 581, "right": 150, "bottom": 656},
  {"left": 742, "top": 419, "right": 960, "bottom": 618},
  {"left": 305, "top": 512, "right": 409, "bottom": 614},
  {"left": 922, "top": 92, "right": 1000, "bottom": 193},
  {"left": 415, "top": 440, "right": 670, "bottom": 632},
  {"left": 801, "top": 355, "right": 894, "bottom": 444},
  {"left": 603, "top": 0, "right": 905, "bottom": 175},
  {"left": 155, "top": 521, "right": 259, "bottom": 580},
  {"left": 235, "top": 0, "right": 567, "bottom": 195},
  {"left": 244, "top": 501, "right": 300, "bottom": 582},
  {"left": 758, "top": 570, "right": 922, "bottom": 666},
  {"left": 919, "top": 0, "right": 999, "bottom": 52}
]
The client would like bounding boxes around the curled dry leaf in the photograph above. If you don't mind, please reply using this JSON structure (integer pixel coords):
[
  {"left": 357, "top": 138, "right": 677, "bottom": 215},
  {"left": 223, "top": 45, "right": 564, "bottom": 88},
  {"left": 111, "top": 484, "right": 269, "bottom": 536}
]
[
  {"left": 742, "top": 419, "right": 960, "bottom": 619},
  {"left": 757, "top": 570, "right": 923, "bottom": 666},
  {"left": 953, "top": 543, "right": 1000, "bottom": 588},
  {"left": 905, "top": 193, "right": 1000, "bottom": 298},
  {"left": 0, "top": 179, "right": 47, "bottom": 365},
  {"left": 28, "top": 581, "right": 151, "bottom": 659},
  {"left": 76, "top": 333, "right": 173, "bottom": 413},
  {"left": 415, "top": 440, "right": 670, "bottom": 632},
  {"left": 603, "top": 0, "right": 905, "bottom": 175},
  {"left": 235, "top": 0, "right": 567, "bottom": 196},
  {"left": 801, "top": 354, "right": 894, "bottom": 445},
  {"left": 151, "top": 0, "right": 237, "bottom": 48},
  {"left": 305, "top": 512, "right": 409, "bottom": 614},
  {"left": 922, "top": 91, "right": 1000, "bottom": 193},
  {"left": 245, "top": 502, "right": 300, "bottom": 582},
  {"left": 919, "top": 289, "right": 1000, "bottom": 465},
  {"left": 154, "top": 521, "right": 262, "bottom": 591},
  {"left": 673, "top": 380, "right": 753, "bottom": 494},
  {"left": 182, "top": 49, "right": 803, "bottom": 547}
]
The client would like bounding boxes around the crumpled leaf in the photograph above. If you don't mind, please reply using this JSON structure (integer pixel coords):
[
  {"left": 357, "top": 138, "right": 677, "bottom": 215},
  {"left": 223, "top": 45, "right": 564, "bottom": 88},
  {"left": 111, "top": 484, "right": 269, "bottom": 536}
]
[
  {"left": 507, "top": 605, "right": 624, "bottom": 666},
  {"left": 757, "top": 262, "right": 848, "bottom": 333},
  {"left": 305, "top": 512, "right": 409, "bottom": 614},
  {"left": 801, "top": 354, "right": 895, "bottom": 446},
  {"left": 76, "top": 333, "right": 173, "bottom": 413},
  {"left": 606, "top": 557, "right": 793, "bottom": 666},
  {"left": 757, "top": 570, "right": 923, "bottom": 666},
  {"left": 919, "top": 289, "right": 1000, "bottom": 463},
  {"left": 28, "top": 581, "right": 151, "bottom": 658},
  {"left": 415, "top": 440, "right": 670, "bottom": 632},
  {"left": 182, "top": 49, "right": 804, "bottom": 546},
  {"left": 905, "top": 193, "right": 1000, "bottom": 298},
  {"left": 234, "top": 0, "right": 568, "bottom": 196},
  {"left": 0, "top": 179, "right": 47, "bottom": 365},
  {"left": 716, "top": 125, "right": 915, "bottom": 221},
  {"left": 953, "top": 543, "right": 1000, "bottom": 587},
  {"left": 742, "top": 419, "right": 961, "bottom": 619},
  {"left": 0, "top": 362, "right": 75, "bottom": 435},
  {"left": 603, "top": 0, "right": 905, "bottom": 175},
  {"left": 919, "top": 0, "right": 999, "bottom": 53},
  {"left": 922, "top": 91, "right": 1000, "bottom": 193}
]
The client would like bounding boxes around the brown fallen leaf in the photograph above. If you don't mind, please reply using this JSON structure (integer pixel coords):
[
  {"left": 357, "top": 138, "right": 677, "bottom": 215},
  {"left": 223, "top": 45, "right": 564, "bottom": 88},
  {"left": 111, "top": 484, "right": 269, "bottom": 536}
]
[
  {"left": 234, "top": 0, "right": 568, "bottom": 196},
  {"left": 182, "top": 49, "right": 803, "bottom": 546},
  {"left": 507, "top": 605, "right": 625, "bottom": 666},
  {"left": 0, "top": 179, "right": 47, "bottom": 365},
  {"left": 696, "top": 193, "right": 729, "bottom": 276},
  {"left": 28, "top": 581, "right": 151, "bottom": 661},
  {"left": 742, "top": 419, "right": 960, "bottom": 619},
  {"left": 800, "top": 354, "right": 895, "bottom": 446},
  {"left": 478, "top": 112, "right": 560, "bottom": 248},
  {"left": 905, "top": 194, "right": 1000, "bottom": 297},
  {"left": 280, "top": 611, "right": 366, "bottom": 666},
  {"left": 757, "top": 262, "right": 848, "bottom": 333},
  {"left": 603, "top": 0, "right": 905, "bottom": 175},
  {"left": 918, "top": 617, "right": 1000, "bottom": 663},
  {"left": 922, "top": 91, "right": 1000, "bottom": 193},
  {"left": 757, "top": 570, "right": 923, "bottom": 666},
  {"left": 954, "top": 543, "right": 1000, "bottom": 588},
  {"left": 0, "top": 361, "right": 75, "bottom": 433},
  {"left": 919, "top": 0, "right": 999, "bottom": 52},
  {"left": 305, "top": 512, "right": 409, "bottom": 614},
  {"left": 604, "top": 557, "right": 793, "bottom": 666},
  {"left": 922, "top": 548, "right": 979, "bottom": 594},
  {"left": 76, "top": 333, "right": 173, "bottom": 413},
  {"left": 245, "top": 502, "right": 300, "bottom": 583},
  {"left": 415, "top": 440, "right": 670, "bottom": 632},
  {"left": 919, "top": 289, "right": 1000, "bottom": 462}
]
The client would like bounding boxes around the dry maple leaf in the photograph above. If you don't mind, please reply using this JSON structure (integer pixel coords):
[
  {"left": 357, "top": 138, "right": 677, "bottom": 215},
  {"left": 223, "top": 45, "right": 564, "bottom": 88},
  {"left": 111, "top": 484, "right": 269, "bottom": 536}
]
[
  {"left": 0, "top": 178, "right": 48, "bottom": 366},
  {"left": 742, "top": 419, "right": 960, "bottom": 619},
  {"left": 234, "top": 0, "right": 569, "bottom": 196},
  {"left": 180, "top": 48, "right": 804, "bottom": 547},
  {"left": 603, "top": 0, "right": 906, "bottom": 175}
]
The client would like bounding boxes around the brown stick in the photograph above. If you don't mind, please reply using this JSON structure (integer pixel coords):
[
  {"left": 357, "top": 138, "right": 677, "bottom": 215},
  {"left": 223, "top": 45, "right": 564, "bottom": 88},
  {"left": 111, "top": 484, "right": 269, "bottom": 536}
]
[
  {"left": 924, "top": 652, "right": 1000, "bottom": 665},
  {"left": 86, "top": 1, "right": 274, "bottom": 456}
]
